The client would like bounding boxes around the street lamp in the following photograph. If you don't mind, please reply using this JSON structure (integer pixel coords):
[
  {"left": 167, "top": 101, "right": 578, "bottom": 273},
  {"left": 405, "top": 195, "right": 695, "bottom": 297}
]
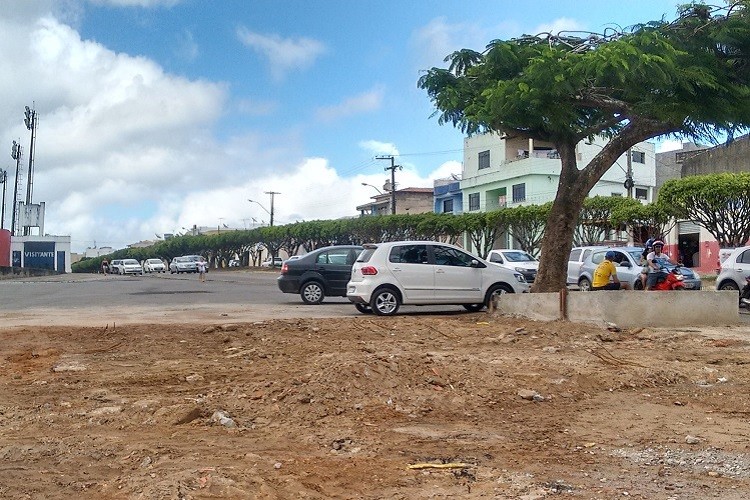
[
  {"left": 361, "top": 182, "right": 383, "bottom": 195},
  {"left": 248, "top": 192, "right": 280, "bottom": 226},
  {"left": 0, "top": 168, "right": 6, "bottom": 230}
]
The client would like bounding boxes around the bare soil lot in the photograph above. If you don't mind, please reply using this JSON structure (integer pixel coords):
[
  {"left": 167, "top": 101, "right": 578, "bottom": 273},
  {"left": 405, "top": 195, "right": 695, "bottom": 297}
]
[{"left": 2, "top": 311, "right": 750, "bottom": 499}]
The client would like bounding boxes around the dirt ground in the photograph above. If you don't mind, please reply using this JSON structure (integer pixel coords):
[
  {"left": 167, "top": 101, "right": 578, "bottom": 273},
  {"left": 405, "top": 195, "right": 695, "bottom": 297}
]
[{"left": 2, "top": 310, "right": 750, "bottom": 499}]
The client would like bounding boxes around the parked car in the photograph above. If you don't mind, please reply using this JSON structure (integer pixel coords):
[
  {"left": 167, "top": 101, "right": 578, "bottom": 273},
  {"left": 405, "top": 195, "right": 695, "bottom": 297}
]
[
  {"left": 228, "top": 259, "right": 241, "bottom": 267},
  {"left": 109, "top": 259, "right": 124, "bottom": 275},
  {"left": 170, "top": 256, "right": 197, "bottom": 273},
  {"left": 576, "top": 246, "right": 702, "bottom": 291},
  {"left": 716, "top": 246, "right": 750, "bottom": 291},
  {"left": 261, "top": 257, "right": 284, "bottom": 268},
  {"left": 143, "top": 258, "right": 166, "bottom": 273},
  {"left": 277, "top": 245, "right": 364, "bottom": 304},
  {"left": 567, "top": 246, "right": 608, "bottom": 285},
  {"left": 487, "top": 249, "right": 539, "bottom": 283},
  {"left": 120, "top": 258, "right": 144, "bottom": 275},
  {"left": 347, "top": 241, "right": 529, "bottom": 316}
]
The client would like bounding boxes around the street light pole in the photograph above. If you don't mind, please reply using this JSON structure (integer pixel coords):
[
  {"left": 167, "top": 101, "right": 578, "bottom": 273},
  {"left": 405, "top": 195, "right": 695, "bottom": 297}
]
[
  {"left": 10, "top": 141, "right": 22, "bottom": 236},
  {"left": 0, "top": 168, "right": 6, "bottom": 230},
  {"left": 23, "top": 105, "right": 37, "bottom": 236},
  {"left": 361, "top": 182, "right": 383, "bottom": 195}
]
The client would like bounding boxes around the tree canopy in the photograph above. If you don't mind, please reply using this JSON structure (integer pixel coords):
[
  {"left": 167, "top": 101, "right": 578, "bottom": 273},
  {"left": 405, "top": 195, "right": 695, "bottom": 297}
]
[
  {"left": 418, "top": 1, "right": 750, "bottom": 291},
  {"left": 659, "top": 172, "right": 750, "bottom": 247}
]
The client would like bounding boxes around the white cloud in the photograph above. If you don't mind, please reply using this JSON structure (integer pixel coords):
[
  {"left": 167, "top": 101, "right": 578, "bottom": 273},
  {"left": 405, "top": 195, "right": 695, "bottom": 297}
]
[
  {"left": 315, "top": 86, "right": 384, "bottom": 122},
  {"left": 358, "top": 140, "right": 399, "bottom": 157},
  {"left": 236, "top": 27, "right": 326, "bottom": 81}
]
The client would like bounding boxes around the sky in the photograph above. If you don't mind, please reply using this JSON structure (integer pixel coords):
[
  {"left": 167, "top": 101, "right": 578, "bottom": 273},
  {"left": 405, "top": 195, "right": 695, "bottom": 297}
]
[{"left": 0, "top": 0, "right": 689, "bottom": 252}]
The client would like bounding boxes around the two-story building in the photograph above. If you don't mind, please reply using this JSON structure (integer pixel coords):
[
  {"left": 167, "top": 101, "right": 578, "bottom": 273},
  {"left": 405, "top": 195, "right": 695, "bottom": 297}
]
[
  {"left": 460, "top": 132, "right": 657, "bottom": 248},
  {"left": 356, "top": 187, "right": 434, "bottom": 216},
  {"left": 433, "top": 177, "right": 463, "bottom": 215}
]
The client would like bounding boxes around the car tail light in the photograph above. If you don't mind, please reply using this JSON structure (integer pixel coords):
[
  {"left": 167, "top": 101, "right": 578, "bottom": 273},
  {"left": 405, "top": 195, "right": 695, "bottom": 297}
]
[
  {"left": 280, "top": 263, "right": 288, "bottom": 274},
  {"left": 360, "top": 266, "right": 378, "bottom": 276}
]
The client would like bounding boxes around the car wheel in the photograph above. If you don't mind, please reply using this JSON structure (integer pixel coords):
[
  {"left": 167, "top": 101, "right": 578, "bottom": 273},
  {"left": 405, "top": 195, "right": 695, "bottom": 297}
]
[
  {"left": 300, "top": 281, "right": 325, "bottom": 305},
  {"left": 485, "top": 283, "right": 514, "bottom": 308},
  {"left": 633, "top": 279, "right": 644, "bottom": 290},
  {"left": 719, "top": 281, "right": 740, "bottom": 292},
  {"left": 370, "top": 287, "right": 400, "bottom": 316},
  {"left": 354, "top": 303, "right": 372, "bottom": 314},
  {"left": 578, "top": 277, "right": 592, "bottom": 292},
  {"left": 463, "top": 304, "right": 484, "bottom": 312}
]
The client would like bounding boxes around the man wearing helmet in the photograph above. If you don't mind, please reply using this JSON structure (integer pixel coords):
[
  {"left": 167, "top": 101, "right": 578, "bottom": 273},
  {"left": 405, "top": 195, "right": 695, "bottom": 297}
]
[
  {"left": 646, "top": 240, "right": 668, "bottom": 290},
  {"left": 592, "top": 250, "right": 631, "bottom": 290}
]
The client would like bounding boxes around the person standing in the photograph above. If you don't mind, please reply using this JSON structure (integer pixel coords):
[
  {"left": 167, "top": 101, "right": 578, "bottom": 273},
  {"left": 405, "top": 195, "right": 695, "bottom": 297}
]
[
  {"left": 591, "top": 251, "right": 631, "bottom": 290},
  {"left": 197, "top": 257, "right": 207, "bottom": 283},
  {"left": 101, "top": 259, "right": 109, "bottom": 276}
]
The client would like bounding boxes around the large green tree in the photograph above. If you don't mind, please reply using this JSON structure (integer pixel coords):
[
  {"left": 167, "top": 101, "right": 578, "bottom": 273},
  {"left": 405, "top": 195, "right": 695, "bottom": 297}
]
[
  {"left": 418, "top": 2, "right": 750, "bottom": 291},
  {"left": 659, "top": 172, "right": 750, "bottom": 247}
]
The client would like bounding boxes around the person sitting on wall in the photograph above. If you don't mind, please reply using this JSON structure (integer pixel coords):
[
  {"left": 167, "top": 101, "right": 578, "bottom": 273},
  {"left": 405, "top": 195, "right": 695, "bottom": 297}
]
[{"left": 592, "top": 251, "right": 631, "bottom": 290}]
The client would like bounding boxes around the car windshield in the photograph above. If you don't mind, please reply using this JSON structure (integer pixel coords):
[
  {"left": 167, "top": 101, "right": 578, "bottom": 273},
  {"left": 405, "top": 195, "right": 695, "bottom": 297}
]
[
  {"left": 147, "top": 259, "right": 161, "bottom": 264},
  {"left": 628, "top": 250, "right": 643, "bottom": 262},
  {"left": 503, "top": 251, "right": 536, "bottom": 262},
  {"left": 123, "top": 259, "right": 139, "bottom": 265}
]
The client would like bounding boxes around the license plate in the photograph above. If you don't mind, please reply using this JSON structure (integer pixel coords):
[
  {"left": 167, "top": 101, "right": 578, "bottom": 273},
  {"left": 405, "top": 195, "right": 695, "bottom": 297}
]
[{"left": 683, "top": 282, "right": 694, "bottom": 289}]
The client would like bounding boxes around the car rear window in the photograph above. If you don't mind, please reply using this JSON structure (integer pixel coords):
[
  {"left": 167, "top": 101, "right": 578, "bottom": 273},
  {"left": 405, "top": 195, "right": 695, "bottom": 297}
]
[
  {"left": 569, "top": 249, "right": 582, "bottom": 261},
  {"left": 357, "top": 248, "right": 377, "bottom": 263}
]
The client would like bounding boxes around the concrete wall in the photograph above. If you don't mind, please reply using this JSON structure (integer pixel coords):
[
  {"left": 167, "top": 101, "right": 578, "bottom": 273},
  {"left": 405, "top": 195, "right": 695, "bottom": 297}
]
[
  {"left": 682, "top": 135, "right": 750, "bottom": 176},
  {"left": 495, "top": 290, "right": 739, "bottom": 328}
]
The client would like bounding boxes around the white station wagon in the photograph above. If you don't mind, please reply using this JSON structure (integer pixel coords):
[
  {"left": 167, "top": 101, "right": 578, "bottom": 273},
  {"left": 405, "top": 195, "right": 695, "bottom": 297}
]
[{"left": 347, "top": 241, "right": 529, "bottom": 316}]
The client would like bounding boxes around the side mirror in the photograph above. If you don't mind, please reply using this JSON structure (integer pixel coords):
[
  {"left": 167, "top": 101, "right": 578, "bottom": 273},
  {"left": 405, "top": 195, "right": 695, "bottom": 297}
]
[{"left": 619, "top": 261, "right": 631, "bottom": 268}]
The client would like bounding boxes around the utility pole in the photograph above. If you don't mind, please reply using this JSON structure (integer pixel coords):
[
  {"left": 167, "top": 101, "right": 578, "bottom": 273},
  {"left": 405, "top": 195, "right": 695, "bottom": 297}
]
[
  {"left": 376, "top": 155, "right": 401, "bottom": 214},
  {"left": 23, "top": 105, "right": 37, "bottom": 236},
  {"left": 624, "top": 148, "right": 634, "bottom": 198},
  {"left": 265, "top": 191, "right": 280, "bottom": 226}
]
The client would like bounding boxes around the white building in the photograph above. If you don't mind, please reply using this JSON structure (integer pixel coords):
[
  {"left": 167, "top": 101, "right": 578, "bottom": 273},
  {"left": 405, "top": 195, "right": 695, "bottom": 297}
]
[
  {"left": 461, "top": 133, "right": 656, "bottom": 212},
  {"left": 458, "top": 132, "right": 657, "bottom": 251}
]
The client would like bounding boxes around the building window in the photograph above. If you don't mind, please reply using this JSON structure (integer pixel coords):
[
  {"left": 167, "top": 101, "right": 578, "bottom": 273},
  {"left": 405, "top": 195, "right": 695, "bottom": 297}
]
[
  {"left": 635, "top": 187, "right": 648, "bottom": 200},
  {"left": 442, "top": 198, "right": 454, "bottom": 213},
  {"left": 468, "top": 193, "right": 480, "bottom": 211},
  {"left": 478, "top": 150, "right": 490, "bottom": 169},
  {"left": 512, "top": 183, "right": 526, "bottom": 203},
  {"left": 631, "top": 150, "right": 645, "bottom": 163},
  {"left": 611, "top": 192, "right": 623, "bottom": 197}
]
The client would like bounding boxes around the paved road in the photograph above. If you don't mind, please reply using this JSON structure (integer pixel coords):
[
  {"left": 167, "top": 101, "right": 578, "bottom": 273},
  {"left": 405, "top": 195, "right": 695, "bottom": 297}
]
[
  {"left": 0, "top": 270, "right": 469, "bottom": 327},
  {"left": 1, "top": 269, "right": 746, "bottom": 328}
]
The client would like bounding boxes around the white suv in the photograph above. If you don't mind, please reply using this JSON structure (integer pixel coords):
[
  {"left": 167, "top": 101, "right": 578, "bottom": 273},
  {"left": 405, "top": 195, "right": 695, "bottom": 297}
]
[{"left": 347, "top": 241, "right": 529, "bottom": 316}]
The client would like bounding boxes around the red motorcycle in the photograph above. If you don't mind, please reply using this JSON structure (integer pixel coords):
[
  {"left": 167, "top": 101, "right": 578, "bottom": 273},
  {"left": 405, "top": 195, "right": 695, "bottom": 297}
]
[{"left": 649, "top": 267, "right": 686, "bottom": 291}]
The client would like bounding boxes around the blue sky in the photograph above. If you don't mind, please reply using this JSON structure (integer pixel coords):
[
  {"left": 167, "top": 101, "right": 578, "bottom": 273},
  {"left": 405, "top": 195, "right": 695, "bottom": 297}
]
[{"left": 0, "top": 0, "right": 686, "bottom": 252}]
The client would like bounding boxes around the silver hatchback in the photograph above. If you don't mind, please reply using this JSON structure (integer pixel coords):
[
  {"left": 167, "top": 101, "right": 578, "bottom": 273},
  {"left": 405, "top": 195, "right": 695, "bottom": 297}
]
[{"left": 576, "top": 246, "right": 702, "bottom": 291}]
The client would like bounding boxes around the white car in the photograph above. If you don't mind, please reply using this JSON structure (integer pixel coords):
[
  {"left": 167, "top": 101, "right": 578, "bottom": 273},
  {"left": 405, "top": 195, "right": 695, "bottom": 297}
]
[
  {"left": 120, "top": 258, "right": 144, "bottom": 275},
  {"left": 716, "top": 246, "right": 750, "bottom": 291},
  {"left": 347, "top": 241, "right": 529, "bottom": 316},
  {"left": 487, "top": 249, "right": 539, "bottom": 283},
  {"left": 260, "top": 257, "right": 284, "bottom": 268},
  {"left": 143, "top": 258, "right": 166, "bottom": 273}
]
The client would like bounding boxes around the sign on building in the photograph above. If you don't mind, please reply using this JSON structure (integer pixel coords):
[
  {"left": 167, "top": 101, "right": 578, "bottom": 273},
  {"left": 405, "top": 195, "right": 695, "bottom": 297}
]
[{"left": 24, "top": 241, "right": 55, "bottom": 269}]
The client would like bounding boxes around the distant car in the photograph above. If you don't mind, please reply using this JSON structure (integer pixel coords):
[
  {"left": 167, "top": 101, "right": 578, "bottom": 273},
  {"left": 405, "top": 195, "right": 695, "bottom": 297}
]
[
  {"left": 229, "top": 259, "right": 241, "bottom": 267},
  {"left": 487, "top": 249, "right": 539, "bottom": 283},
  {"left": 567, "top": 246, "right": 608, "bottom": 285},
  {"left": 716, "top": 246, "right": 750, "bottom": 291},
  {"left": 577, "top": 246, "right": 701, "bottom": 291},
  {"left": 143, "top": 258, "right": 166, "bottom": 273},
  {"left": 261, "top": 257, "right": 284, "bottom": 268},
  {"left": 120, "top": 259, "right": 144, "bottom": 276},
  {"left": 277, "top": 245, "right": 364, "bottom": 304},
  {"left": 170, "top": 256, "right": 197, "bottom": 273},
  {"left": 109, "top": 259, "right": 124, "bottom": 275},
  {"left": 347, "top": 241, "right": 529, "bottom": 316}
]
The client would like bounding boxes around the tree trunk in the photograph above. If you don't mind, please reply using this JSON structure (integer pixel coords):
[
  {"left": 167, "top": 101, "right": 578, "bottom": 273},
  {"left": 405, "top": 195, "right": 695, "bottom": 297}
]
[{"left": 533, "top": 142, "right": 589, "bottom": 292}]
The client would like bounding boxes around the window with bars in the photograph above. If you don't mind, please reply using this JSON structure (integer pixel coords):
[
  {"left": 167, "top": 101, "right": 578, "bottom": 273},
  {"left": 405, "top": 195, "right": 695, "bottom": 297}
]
[
  {"left": 478, "top": 150, "right": 490, "bottom": 169},
  {"left": 468, "top": 193, "right": 480, "bottom": 211},
  {"left": 631, "top": 150, "right": 646, "bottom": 163},
  {"left": 512, "top": 183, "right": 526, "bottom": 203},
  {"left": 442, "top": 199, "right": 454, "bottom": 213}
]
